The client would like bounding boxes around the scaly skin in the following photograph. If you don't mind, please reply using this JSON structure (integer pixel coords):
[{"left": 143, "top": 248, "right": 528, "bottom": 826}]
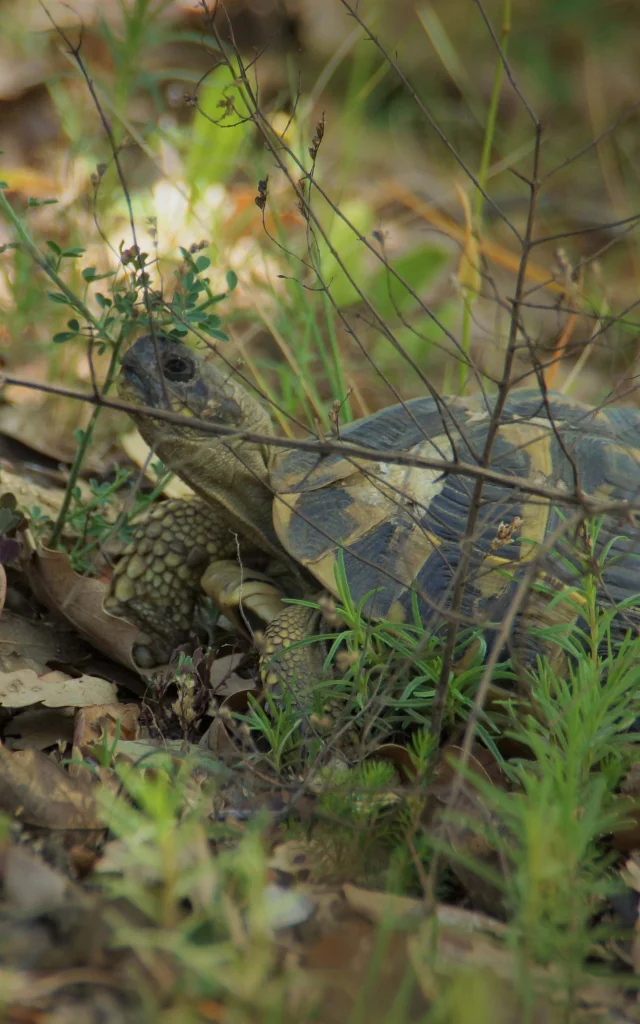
[{"left": 110, "top": 334, "right": 322, "bottom": 687}]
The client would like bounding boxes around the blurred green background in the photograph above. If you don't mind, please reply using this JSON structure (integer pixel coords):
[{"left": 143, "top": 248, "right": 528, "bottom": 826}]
[{"left": 0, "top": 0, "right": 639, "bottom": 440}]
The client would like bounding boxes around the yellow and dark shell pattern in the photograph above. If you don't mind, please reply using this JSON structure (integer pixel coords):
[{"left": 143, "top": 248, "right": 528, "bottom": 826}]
[{"left": 272, "top": 390, "right": 640, "bottom": 653}]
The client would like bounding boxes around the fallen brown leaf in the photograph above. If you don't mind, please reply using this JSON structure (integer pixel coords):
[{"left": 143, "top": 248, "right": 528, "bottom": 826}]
[
  {"left": 0, "top": 746, "right": 101, "bottom": 829},
  {"left": 304, "top": 910, "right": 424, "bottom": 1024},
  {"left": 73, "top": 702, "right": 140, "bottom": 757},
  {"left": 343, "top": 883, "right": 507, "bottom": 938},
  {"left": 0, "top": 401, "right": 114, "bottom": 474},
  {"left": 209, "top": 652, "right": 250, "bottom": 696},
  {"left": 0, "top": 609, "right": 89, "bottom": 674},
  {"left": 0, "top": 667, "right": 117, "bottom": 708},
  {"left": 26, "top": 547, "right": 141, "bottom": 674},
  {"left": 0, "top": 466, "right": 66, "bottom": 525},
  {"left": 1, "top": 843, "right": 73, "bottom": 911},
  {"left": 4, "top": 706, "right": 75, "bottom": 750},
  {"left": 203, "top": 683, "right": 260, "bottom": 759}
]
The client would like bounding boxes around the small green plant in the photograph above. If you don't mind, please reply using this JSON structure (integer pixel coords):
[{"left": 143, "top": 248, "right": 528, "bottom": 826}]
[
  {"left": 264, "top": 554, "right": 511, "bottom": 757},
  {"left": 434, "top": 554, "right": 640, "bottom": 1010},
  {"left": 309, "top": 757, "right": 406, "bottom": 881},
  {"left": 97, "top": 759, "right": 302, "bottom": 1021},
  {"left": 28, "top": 458, "right": 173, "bottom": 572},
  {"left": 242, "top": 688, "right": 310, "bottom": 774}
]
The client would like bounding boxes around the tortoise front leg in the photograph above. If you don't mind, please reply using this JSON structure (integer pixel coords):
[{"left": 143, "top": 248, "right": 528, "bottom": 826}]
[{"left": 105, "top": 497, "right": 241, "bottom": 667}]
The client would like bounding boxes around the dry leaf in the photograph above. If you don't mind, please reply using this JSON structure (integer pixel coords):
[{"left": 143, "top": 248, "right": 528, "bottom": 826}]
[
  {"left": 0, "top": 609, "right": 87, "bottom": 673},
  {"left": 203, "top": 683, "right": 260, "bottom": 757},
  {"left": 0, "top": 466, "right": 66, "bottom": 524},
  {"left": 26, "top": 546, "right": 141, "bottom": 673},
  {"left": 343, "top": 883, "right": 508, "bottom": 938},
  {"left": 73, "top": 702, "right": 140, "bottom": 755},
  {"left": 0, "top": 667, "right": 117, "bottom": 708},
  {"left": 372, "top": 742, "right": 415, "bottom": 781},
  {"left": 427, "top": 744, "right": 511, "bottom": 913},
  {"left": 0, "top": 402, "right": 113, "bottom": 473},
  {"left": 4, "top": 706, "right": 75, "bottom": 750},
  {"left": 304, "top": 911, "right": 424, "bottom": 1024},
  {"left": 342, "top": 883, "right": 426, "bottom": 924},
  {"left": 120, "top": 429, "right": 194, "bottom": 499},
  {"left": 0, "top": 746, "right": 101, "bottom": 829},
  {"left": 210, "top": 652, "right": 251, "bottom": 697},
  {"left": 2, "top": 844, "right": 73, "bottom": 911},
  {"left": 96, "top": 821, "right": 216, "bottom": 908}
]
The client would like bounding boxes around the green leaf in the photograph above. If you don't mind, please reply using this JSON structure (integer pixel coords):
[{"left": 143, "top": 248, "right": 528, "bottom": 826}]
[
  {"left": 226, "top": 269, "right": 238, "bottom": 291},
  {"left": 47, "top": 292, "right": 70, "bottom": 305},
  {"left": 53, "top": 331, "right": 75, "bottom": 343},
  {"left": 67, "top": 318, "right": 80, "bottom": 332},
  {"left": 46, "top": 240, "right": 62, "bottom": 255},
  {"left": 186, "top": 68, "right": 247, "bottom": 191},
  {"left": 195, "top": 255, "right": 211, "bottom": 272},
  {"left": 196, "top": 312, "right": 221, "bottom": 329}
]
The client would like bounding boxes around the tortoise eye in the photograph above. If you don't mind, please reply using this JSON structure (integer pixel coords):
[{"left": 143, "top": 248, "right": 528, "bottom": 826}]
[{"left": 163, "top": 355, "right": 195, "bottom": 382}]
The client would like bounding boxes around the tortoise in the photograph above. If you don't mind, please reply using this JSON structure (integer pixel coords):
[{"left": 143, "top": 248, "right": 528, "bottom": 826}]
[{"left": 105, "top": 334, "right": 640, "bottom": 687}]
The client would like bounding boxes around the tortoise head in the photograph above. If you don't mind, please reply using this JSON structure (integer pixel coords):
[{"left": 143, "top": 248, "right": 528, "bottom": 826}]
[
  {"left": 119, "top": 334, "right": 272, "bottom": 441},
  {"left": 118, "top": 335, "right": 281, "bottom": 550}
]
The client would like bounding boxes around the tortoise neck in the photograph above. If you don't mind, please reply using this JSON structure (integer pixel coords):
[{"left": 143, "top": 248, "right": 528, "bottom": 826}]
[{"left": 155, "top": 430, "right": 282, "bottom": 556}]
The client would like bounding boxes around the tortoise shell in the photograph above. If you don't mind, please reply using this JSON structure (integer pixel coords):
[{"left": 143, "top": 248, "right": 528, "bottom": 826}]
[{"left": 271, "top": 390, "right": 640, "bottom": 651}]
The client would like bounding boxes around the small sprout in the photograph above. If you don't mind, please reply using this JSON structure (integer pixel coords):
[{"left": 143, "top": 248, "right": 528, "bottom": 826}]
[
  {"left": 297, "top": 177, "right": 309, "bottom": 221},
  {"left": 308, "top": 112, "right": 325, "bottom": 161},
  {"left": 490, "top": 516, "right": 523, "bottom": 551},
  {"left": 335, "top": 649, "right": 359, "bottom": 673},
  {"left": 309, "top": 712, "right": 334, "bottom": 734},
  {"left": 121, "top": 244, "right": 140, "bottom": 266},
  {"left": 255, "top": 176, "right": 269, "bottom": 211},
  {"left": 328, "top": 389, "right": 352, "bottom": 438},
  {"left": 217, "top": 94, "right": 235, "bottom": 118},
  {"left": 319, "top": 594, "right": 344, "bottom": 627}
]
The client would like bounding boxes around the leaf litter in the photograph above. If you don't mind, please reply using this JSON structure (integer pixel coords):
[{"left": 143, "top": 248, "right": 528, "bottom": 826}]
[{"left": 0, "top": 448, "right": 639, "bottom": 1022}]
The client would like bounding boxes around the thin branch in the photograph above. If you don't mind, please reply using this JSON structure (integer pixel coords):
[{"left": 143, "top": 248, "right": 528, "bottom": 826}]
[{"left": 3, "top": 373, "right": 640, "bottom": 520}]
